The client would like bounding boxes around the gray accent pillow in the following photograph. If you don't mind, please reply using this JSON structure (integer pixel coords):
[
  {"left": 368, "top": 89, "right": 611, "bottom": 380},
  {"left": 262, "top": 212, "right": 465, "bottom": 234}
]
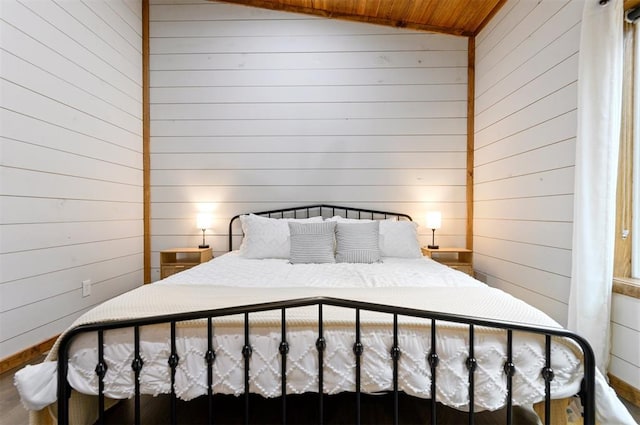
[
  {"left": 335, "top": 221, "right": 381, "bottom": 263},
  {"left": 288, "top": 221, "right": 336, "bottom": 264}
]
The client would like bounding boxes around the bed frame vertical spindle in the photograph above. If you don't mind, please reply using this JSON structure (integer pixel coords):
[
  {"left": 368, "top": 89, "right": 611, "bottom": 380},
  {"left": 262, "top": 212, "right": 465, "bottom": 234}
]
[
  {"left": 206, "top": 317, "right": 216, "bottom": 424},
  {"left": 243, "top": 312, "right": 252, "bottom": 425},
  {"left": 391, "top": 314, "right": 400, "bottom": 425},
  {"left": 504, "top": 330, "right": 515, "bottom": 425},
  {"left": 353, "top": 308, "right": 363, "bottom": 425},
  {"left": 428, "top": 319, "right": 439, "bottom": 424},
  {"left": 132, "top": 326, "right": 143, "bottom": 425},
  {"left": 57, "top": 345, "right": 72, "bottom": 425},
  {"left": 466, "top": 325, "right": 477, "bottom": 425},
  {"left": 96, "top": 329, "right": 107, "bottom": 425},
  {"left": 542, "top": 334, "right": 554, "bottom": 425},
  {"left": 316, "top": 304, "right": 326, "bottom": 424},
  {"left": 168, "top": 321, "right": 179, "bottom": 424},
  {"left": 280, "top": 308, "right": 289, "bottom": 424}
]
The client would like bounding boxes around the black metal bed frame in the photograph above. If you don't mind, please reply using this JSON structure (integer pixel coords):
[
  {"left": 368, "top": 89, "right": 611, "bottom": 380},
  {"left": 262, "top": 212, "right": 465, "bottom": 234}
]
[
  {"left": 55, "top": 205, "right": 596, "bottom": 425},
  {"left": 228, "top": 204, "right": 413, "bottom": 251}
]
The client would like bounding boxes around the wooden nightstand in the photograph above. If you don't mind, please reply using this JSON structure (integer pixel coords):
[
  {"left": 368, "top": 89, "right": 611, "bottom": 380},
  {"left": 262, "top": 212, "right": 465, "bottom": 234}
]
[
  {"left": 160, "top": 247, "right": 213, "bottom": 279},
  {"left": 421, "top": 247, "right": 473, "bottom": 277}
]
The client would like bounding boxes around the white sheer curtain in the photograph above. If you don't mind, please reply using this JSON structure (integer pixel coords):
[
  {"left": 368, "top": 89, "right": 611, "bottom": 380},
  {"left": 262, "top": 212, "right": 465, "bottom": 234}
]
[
  {"left": 568, "top": 0, "right": 623, "bottom": 374},
  {"left": 569, "top": 3, "right": 639, "bottom": 422}
]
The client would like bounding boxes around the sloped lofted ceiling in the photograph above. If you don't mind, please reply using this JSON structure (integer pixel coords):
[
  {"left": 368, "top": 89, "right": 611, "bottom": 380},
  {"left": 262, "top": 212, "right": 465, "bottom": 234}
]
[
  {"left": 216, "top": 0, "right": 640, "bottom": 36},
  {"left": 216, "top": 0, "right": 508, "bottom": 37}
]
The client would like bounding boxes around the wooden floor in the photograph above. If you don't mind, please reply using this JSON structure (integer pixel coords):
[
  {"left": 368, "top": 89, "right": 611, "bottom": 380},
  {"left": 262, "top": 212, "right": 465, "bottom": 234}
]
[
  {"left": 1, "top": 355, "right": 46, "bottom": 425},
  {"left": 3, "top": 357, "right": 640, "bottom": 425},
  {"left": 98, "top": 392, "right": 544, "bottom": 425}
]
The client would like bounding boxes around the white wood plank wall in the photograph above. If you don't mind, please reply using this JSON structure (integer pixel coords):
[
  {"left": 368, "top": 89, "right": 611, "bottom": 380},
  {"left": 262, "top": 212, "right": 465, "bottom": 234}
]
[
  {"left": 149, "top": 0, "right": 469, "bottom": 279},
  {"left": 473, "top": 0, "right": 582, "bottom": 326},
  {"left": 0, "top": 0, "right": 143, "bottom": 359},
  {"left": 610, "top": 293, "right": 640, "bottom": 391},
  {"left": 475, "top": 0, "right": 640, "bottom": 394}
]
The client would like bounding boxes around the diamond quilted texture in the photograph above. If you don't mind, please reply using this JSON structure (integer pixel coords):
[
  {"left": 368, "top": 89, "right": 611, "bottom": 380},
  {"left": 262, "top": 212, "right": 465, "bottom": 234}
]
[{"left": 65, "top": 324, "right": 583, "bottom": 413}]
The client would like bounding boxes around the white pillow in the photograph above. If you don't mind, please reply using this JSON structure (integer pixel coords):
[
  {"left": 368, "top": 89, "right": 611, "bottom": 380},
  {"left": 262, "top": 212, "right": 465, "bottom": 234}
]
[
  {"left": 239, "top": 214, "right": 323, "bottom": 259},
  {"left": 378, "top": 220, "right": 422, "bottom": 258}
]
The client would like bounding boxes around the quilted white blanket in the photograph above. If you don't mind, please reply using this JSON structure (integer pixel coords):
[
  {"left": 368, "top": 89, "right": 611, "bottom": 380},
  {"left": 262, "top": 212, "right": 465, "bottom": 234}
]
[{"left": 14, "top": 254, "right": 633, "bottom": 424}]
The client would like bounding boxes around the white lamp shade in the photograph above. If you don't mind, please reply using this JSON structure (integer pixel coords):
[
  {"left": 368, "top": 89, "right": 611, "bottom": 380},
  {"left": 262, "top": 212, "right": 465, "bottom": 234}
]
[
  {"left": 196, "top": 213, "right": 212, "bottom": 230},
  {"left": 425, "top": 211, "right": 442, "bottom": 229}
]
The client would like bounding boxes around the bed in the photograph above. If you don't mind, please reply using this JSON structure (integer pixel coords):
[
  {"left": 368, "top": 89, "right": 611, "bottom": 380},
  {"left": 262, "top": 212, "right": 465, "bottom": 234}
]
[{"left": 14, "top": 204, "right": 629, "bottom": 425}]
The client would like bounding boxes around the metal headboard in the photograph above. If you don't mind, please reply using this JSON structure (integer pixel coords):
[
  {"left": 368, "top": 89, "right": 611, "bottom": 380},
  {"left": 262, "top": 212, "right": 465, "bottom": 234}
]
[{"left": 228, "top": 204, "right": 412, "bottom": 251}]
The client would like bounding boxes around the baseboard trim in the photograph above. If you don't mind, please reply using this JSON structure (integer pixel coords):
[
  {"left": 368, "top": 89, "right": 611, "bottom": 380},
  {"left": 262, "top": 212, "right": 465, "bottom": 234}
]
[
  {"left": 609, "top": 373, "right": 640, "bottom": 407},
  {"left": 0, "top": 335, "right": 58, "bottom": 375}
]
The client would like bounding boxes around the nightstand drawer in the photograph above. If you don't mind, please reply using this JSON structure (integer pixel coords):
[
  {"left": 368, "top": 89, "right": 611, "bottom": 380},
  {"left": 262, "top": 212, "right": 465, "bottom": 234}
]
[
  {"left": 161, "top": 264, "right": 195, "bottom": 278},
  {"left": 159, "top": 248, "right": 213, "bottom": 280}
]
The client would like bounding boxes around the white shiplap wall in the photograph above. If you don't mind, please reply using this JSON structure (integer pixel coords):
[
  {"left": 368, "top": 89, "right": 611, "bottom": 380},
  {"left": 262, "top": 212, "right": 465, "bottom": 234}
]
[
  {"left": 610, "top": 293, "right": 640, "bottom": 392},
  {"left": 149, "top": 0, "right": 469, "bottom": 279},
  {"left": 473, "top": 0, "right": 581, "bottom": 326},
  {"left": 0, "top": 0, "right": 143, "bottom": 359},
  {"left": 474, "top": 0, "right": 640, "bottom": 393}
]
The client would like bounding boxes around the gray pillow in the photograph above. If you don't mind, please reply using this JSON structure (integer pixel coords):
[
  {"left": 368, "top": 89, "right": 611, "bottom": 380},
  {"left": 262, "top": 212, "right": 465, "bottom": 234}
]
[
  {"left": 288, "top": 221, "right": 336, "bottom": 264},
  {"left": 335, "top": 221, "right": 380, "bottom": 263}
]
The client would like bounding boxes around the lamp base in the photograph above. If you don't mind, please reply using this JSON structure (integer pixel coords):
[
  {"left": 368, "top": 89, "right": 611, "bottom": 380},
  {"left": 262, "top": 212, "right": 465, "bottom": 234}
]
[
  {"left": 198, "top": 244, "right": 209, "bottom": 249},
  {"left": 427, "top": 244, "right": 439, "bottom": 249}
]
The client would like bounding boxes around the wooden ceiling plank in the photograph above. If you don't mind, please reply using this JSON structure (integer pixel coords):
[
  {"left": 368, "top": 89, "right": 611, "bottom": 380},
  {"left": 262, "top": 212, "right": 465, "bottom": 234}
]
[
  {"left": 473, "top": 0, "right": 508, "bottom": 35},
  {"left": 215, "top": 0, "right": 473, "bottom": 36},
  {"left": 625, "top": 0, "right": 640, "bottom": 11}
]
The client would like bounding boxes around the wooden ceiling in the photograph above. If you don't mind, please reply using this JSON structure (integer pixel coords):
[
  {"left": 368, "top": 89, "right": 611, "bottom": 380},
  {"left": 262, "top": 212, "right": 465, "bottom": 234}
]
[
  {"left": 626, "top": 0, "right": 640, "bottom": 11},
  {"left": 217, "top": 0, "right": 508, "bottom": 37}
]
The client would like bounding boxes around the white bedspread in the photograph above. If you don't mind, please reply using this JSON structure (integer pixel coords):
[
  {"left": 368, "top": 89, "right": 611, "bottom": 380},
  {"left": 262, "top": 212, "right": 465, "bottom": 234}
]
[
  {"left": 160, "top": 252, "right": 485, "bottom": 289},
  {"left": 15, "top": 254, "right": 635, "bottom": 424}
]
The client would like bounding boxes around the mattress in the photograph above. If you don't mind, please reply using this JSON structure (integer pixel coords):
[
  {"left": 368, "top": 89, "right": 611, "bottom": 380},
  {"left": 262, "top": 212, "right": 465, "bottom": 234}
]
[{"left": 17, "top": 253, "right": 588, "bottom": 417}]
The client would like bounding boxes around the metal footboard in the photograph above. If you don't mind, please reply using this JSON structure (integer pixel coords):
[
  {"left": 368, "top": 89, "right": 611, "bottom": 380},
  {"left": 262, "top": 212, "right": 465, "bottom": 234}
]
[{"left": 56, "top": 296, "right": 596, "bottom": 425}]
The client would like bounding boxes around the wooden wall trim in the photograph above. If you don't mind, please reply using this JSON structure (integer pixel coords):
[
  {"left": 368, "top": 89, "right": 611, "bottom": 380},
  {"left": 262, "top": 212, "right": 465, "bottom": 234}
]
[
  {"left": 613, "top": 277, "right": 640, "bottom": 299},
  {"left": 609, "top": 373, "right": 640, "bottom": 407},
  {"left": 467, "top": 36, "right": 475, "bottom": 250},
  {"left": 0, "top": 336, "right": 57, "bottom": 375},
  {"left": 143, "top": 0, "right": 151, "bottom": 284}
]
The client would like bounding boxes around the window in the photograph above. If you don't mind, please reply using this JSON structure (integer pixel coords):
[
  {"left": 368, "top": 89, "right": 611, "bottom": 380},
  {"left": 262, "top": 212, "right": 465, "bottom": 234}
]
[{"left": 614, "top": 19, "right": 639, "bottom": 282}]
